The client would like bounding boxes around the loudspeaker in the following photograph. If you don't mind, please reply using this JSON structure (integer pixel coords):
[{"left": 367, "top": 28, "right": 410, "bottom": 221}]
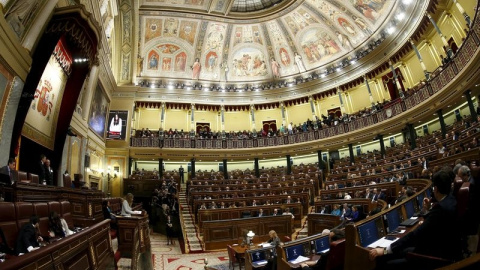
[{"left": 84, "top": 155, "right": 90, "bottom": 168}]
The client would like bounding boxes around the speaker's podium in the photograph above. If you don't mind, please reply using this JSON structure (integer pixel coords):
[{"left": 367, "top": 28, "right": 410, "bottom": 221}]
[{"left": 116, "top": 211, "right": 151, "bottom": 253}]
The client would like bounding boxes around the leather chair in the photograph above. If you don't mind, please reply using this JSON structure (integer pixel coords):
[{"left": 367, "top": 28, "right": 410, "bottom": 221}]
[
  {"left": 16, "top": 171, "right": 28, "bottom": 183},
  {"left": 456, "top": 182, "right": 470, "bottom": 219},
  {"left": 453, "top": 178, "right": 464, "bottom": 197},
  {"left": 326, "top": 239, "right": 346, "bottom": 270},
  {"left": 63, "top": 174, "right": 72, "bottom": 188},
  {"left": 48, "top": 201, "right": 61, "bottom": 216},
  {"left": 0, "top": 202, "right": 18, "bottom": 249},
  {"left": 60, "top": 200, "right": 74, "bottom": 229},
  {"left": 33, "top": 202, "right": 49, "bottom": 236},
  {"left": 28, "top": 173, "right": 39, "bottom": 184},
  {"left": 15, "top": 202, "right": 34, "bottom": 231}
]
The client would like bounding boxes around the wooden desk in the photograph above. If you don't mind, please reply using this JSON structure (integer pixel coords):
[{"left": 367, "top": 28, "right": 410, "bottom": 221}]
[
  {"left": 344, "top": 179, "right": 431, "bottom": 270},
  {"left": 0, "top": 220, "right": 113, "bottom": 270},
  {"left": 116, "top": 212, "right": 151, "bottom": 254},
  {"left": 202, "top": 215, "right": 293, "bottom": 250}
]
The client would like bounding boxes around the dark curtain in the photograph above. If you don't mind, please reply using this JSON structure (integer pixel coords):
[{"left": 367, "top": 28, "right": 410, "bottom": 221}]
[
  {"left": 196, "top": 123, "right": 210, "bottom": 134},
  {"left": 262, "top": 120, "right": 277, "bottom": 133},
  {"left": 327, "top": 107, "right": 342, "bottom": 118},
  {"left": 382, "top": 67, "right": 405, "bottom": 100}
]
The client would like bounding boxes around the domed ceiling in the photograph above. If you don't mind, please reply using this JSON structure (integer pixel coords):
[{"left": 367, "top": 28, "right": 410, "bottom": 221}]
[{"left": 122, "top": 0, "right": 427, "bottom": 103}]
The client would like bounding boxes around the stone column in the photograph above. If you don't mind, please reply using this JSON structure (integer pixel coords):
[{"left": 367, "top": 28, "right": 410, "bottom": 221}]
[
  {"left": 464, "top": 90, "right": 478, "bottom": 122},
  {"left": 286, "top": 155, "right": 291, "bottom": 175},
  {"left": 427, "top": 13, "right": 454, "bottom": 58},
  {"left": 378, "top": 134, "right": 386, "bottom": 157},
  {"left": 410, "top": 40, "right": 430, "bottom": 80},
  {"left": 254, "top": 158, "right": 260, "bottom": 178},
  {"left": 223, "top": 159, "right": 228, "bottom": 179},
  {"left": 348, "top": 144, "right": 354, "bottom": 165},
  {"left": 437, "top": 109, "right": 447, "bottom": 139}
]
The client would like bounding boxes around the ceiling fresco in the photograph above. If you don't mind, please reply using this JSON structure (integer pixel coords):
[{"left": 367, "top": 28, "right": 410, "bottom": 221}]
[{"left": 136, "top": 0, "right": 395, "bottom": 83}]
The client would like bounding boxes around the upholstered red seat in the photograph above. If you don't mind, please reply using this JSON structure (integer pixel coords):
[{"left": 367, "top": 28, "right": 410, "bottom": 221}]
[
  {"left": 33, "top": 202, "right": 49, "bottom": 236},
  {"left": 326, "top": 239, "right": 346, "bottom": 270},
  {"left": 63, "top": 174, "right": 72, "bottom": 188},
  {"left": 28, "top": 173, "right": 39, "bottom": 184},
  {"left": 16, "top": 171, "right": 28, "bottom": 182},
  {"left": 15, "top": 202, "right": 34, "bottom": 231},
  {"left": 60, "top": 200, "right": 74, "bottom": 229},
  {"left": 0, "top": 202, "right": 18, "bottom": 249},
  {"left": 456, "top": 182, "right": 470, "bottom": 219},
  {"left": 48, "top": 201, "right": 61, "bottom": 216}
]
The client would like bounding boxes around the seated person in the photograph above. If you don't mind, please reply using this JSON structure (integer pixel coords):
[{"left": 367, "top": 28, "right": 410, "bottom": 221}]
[
  {"left": 15, "top": 215, "right": 42, "bottom": 255},
  {"left": 121, "top": 193, "right": 142, "bottom": 216},
  {"left": 48, "top": 212, "right": 65, "bottom": 238},
  {"left": 369, "top": 171, "right": 463, "bottom": 268},
  {"left": 331, "top": 204, "right": 341, "bottom": 216},
  {"left": 102, "top": 201, "right": 117, "bottom": 229},
  {"left": 50, "top": 212, "right": 73, "bottom": 237}
]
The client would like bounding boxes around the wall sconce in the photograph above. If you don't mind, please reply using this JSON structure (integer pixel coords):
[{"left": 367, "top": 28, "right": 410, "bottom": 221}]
[
  {"left": 247, "top": 230, "right": 255, "bottom": 246},
  {"left": 105, "top": 166, "right": 117, "bottom": 197}
]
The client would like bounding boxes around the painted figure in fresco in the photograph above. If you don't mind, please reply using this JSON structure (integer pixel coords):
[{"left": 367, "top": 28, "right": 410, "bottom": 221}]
[
  {"left": 271, "top": 58, "right": 280, "bottom": 78},
  {"left": 294, "top": 52, "right": 306, "bottom": 73},
  {"left": 280, "top": 48, "right": 290, "bottom": 66},
  {"left": 175, "top": 54, "right": 186, "bottom": 72},
  {"left": 149, "top": 54, "right": 158, "bottom": 69},
  {"left": 352, "top": 15, "right": 372, "bottom": 35},
  {"left": 336, "top": 31, "right": 352, "bottom": 49},
  {"left": 192, "top": 58, "right": 201, "bottom": 80},
  {"left": 137, "top": 55, "right": 144, "bottom": 76},
  {"left": 5, "top": 0, "right": 37, "bottom": 37},
  {"left": 338, "top": 18, "right": 356, "bottom": 35},
  {"left": 207, "top": 53, "right": 217, "bottom": 71}
]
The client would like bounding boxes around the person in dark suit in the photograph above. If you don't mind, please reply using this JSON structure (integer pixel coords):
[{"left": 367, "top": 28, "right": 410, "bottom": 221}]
[
  {"left": 15, "top": 215, "right": 42, "bottom": 255},
  {"left": 44, "top": 159, "right": 53, "bottom": 185},
  {"left": 258, "top": 209, "right": 264, "bottom": 217},
  {"left": 102, "top": 201, "right": 117, "bottom": 229},
  {"left": 179, "top": 165, "right": 184, "bottom": 183},
  {"left": 365, "top": 188, "right": 373, "bottom": 199},
  {"left": 37, "top": 154, "right": 47, "bottom": 183},
  {"left": 166, "top": 215, "right": 174, "bottom": 245},
  {"left": 371, "top": 188, "right": 379, "bottom": 201},
  {"left": 369, "top": 171, "right": 463, "bottom": 268},
  {"left": 0, "top": 157, "right": 17, "bottom": 185}
]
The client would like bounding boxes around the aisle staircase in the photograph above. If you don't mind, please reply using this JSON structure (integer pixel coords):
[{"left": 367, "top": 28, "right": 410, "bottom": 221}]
[{"left": 178, "top": 189, "right": 203, "bottom": 252}]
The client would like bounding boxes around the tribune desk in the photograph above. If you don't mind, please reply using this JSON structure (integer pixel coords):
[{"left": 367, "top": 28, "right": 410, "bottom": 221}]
[{"left": 116, "top": 211, "right": 151, "bottom": 254}]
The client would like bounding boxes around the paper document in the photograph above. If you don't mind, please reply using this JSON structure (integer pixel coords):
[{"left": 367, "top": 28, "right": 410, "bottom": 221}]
[
  {"left": 367, "top": 236, "right": 399, "bottom": 248},
  {"left": 254, "top": 260, "right": 268, "bottom": 265},
  {"left": 290, "top": 255, "right": 309, "bottom": 264},
  {"left": 261, "top": 243, "right": 272, "bottom": 248}
]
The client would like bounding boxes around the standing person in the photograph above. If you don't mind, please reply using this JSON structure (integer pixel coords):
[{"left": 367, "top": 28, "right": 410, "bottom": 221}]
[
  {"left": 121, "top": 193, "right": 142, "bottom": 216},
  {"left": 265, "top": 230, "right": 281, "bottom": 270},
  {"left": 44, "top": 159, "right": 53, "bottom": 185},
  {"left": 179, "top": 165, "right": 184, "bottom": 183},
  {"left": 15, "top": 215, "right": 42, "bottom": 255},
  {"left": 0, "top": 157, "right": 17, "bottom": 185},
  {"left": 166, "top": 215, "right": 174, "bottom": 245},
  {"left": 37, "top": 154, "right": 47, "bottom": 183}
]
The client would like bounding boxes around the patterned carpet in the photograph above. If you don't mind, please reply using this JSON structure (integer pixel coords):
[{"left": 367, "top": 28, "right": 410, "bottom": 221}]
[{"left": 150, "top": 232, "right": 229, "bottom": 270}]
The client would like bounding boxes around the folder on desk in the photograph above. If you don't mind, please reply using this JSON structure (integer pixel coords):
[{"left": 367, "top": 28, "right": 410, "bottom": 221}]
[
  {"left": 289, "top": 255, "right": 309, "bottom": 264},
  {"left": 367, "top": 236, "right": 399, "bottom": 248}
]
